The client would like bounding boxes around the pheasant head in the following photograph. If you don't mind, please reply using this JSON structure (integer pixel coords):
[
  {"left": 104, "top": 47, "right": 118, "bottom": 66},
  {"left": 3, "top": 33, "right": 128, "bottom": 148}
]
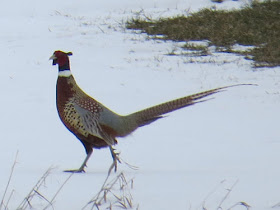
[{"left": 50, "top": 51, "right": 73, "bottom": 71}]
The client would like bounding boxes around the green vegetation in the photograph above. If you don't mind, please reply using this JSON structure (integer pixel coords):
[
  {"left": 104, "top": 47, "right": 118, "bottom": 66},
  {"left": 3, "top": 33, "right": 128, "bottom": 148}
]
[{"left": 127, "top": 1, "right": 280, "bottom": 67}]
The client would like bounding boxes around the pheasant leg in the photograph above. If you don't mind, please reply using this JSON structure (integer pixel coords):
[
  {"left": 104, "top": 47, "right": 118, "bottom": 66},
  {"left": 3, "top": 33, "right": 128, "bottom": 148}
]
[{"left": 64, "top": 150, "right": 93, "bottom": 173}]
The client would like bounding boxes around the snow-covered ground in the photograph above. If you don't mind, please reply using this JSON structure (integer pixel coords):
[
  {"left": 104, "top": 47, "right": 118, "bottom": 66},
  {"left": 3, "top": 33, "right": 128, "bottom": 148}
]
[{"left": 0, "top": 0, "right": 279, "bottom": 209}]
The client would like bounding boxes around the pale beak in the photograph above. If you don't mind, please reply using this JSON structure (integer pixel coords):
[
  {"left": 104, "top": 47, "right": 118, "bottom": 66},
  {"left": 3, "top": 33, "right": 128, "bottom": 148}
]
[
  {"left": 50, "top": 54, "right": 58, "bottom": 65},
  {"left": 49, "top": 54, "right": 57, "bottom": 60}
]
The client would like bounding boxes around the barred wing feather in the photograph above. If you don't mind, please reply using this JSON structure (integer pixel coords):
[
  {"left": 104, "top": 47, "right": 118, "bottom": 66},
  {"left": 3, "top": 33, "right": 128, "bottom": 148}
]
[{"left": 73, "top": 104, "right": 116, "bottom": 146}]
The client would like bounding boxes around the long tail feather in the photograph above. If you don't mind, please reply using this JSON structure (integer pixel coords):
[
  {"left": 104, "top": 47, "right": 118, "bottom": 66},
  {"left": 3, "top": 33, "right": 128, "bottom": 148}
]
[{"left": 129, "top": 84, "right": 255, "bottom": 127}]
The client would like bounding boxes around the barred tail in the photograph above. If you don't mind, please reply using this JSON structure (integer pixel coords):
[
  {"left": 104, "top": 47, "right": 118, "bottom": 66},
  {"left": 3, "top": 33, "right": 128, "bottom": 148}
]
[{"left": 129, "top": 84, "right": 254, "bottom": 128}]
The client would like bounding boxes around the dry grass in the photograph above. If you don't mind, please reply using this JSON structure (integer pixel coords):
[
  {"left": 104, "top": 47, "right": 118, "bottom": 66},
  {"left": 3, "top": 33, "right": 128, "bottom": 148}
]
[
  {"left": 0, "top": 152, "right": 18, "bottom": 210},
  {"left": 200, "top": 179, "right": 251, "bottom": 210},
  {"left": 1, "top": 152, "right": 137, "bottom": 210},
  {"left": 127, "top": 0, "right": 280, "bottom": 67},
  {"left": 82, "top": 172, "right": 137, "bottom": 210},
  {"left": 82, "top": 156, "right": 138, "bottom": 210},
  {"left": 1, "top": 153, "right": 258, "bottom": 209},
  {"left": 17, "top": 167, "right": 73, "bottom": 210},
  {"left": 0, "top": 154, "right": 73, "bottom": 210}
]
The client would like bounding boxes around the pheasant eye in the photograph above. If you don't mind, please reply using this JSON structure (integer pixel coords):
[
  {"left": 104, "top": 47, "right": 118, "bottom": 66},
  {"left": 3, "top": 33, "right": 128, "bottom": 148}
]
[{"left": 52, "top": 59, "right": 57, "bottom": 65}]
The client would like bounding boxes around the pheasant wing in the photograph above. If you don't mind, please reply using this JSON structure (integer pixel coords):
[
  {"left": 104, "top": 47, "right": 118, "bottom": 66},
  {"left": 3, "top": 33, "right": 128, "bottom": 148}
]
[{"left": 73, "top": 104, "right": 116, "bottom": 146}]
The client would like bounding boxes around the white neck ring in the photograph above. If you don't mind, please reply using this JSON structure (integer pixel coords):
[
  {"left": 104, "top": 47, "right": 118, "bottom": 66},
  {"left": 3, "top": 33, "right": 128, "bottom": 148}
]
[{"left": 58, "top": 70, "right": 72, "bottom": 77}]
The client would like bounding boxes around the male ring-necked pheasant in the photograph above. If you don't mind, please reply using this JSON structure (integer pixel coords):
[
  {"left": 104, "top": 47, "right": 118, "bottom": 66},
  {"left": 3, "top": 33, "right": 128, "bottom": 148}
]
[{"left": 50, "top": 50, "right": 247, "bottom": 173}]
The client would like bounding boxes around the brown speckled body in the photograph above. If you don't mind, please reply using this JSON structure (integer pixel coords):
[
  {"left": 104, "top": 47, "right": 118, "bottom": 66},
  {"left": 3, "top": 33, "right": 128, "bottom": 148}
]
[{"left": 56, "top": 75, "right": 117, "bottom": 152}]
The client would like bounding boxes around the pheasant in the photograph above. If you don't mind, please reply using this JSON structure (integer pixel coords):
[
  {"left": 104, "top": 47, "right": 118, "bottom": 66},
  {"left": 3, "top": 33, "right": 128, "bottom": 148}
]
[{"left": 50, "top": 50, "right": 248, "bottom": 173}]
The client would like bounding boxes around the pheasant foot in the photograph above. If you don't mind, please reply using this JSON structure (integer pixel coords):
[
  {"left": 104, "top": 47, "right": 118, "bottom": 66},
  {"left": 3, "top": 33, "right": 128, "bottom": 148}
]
[{"left": 109, "top": 146, "right": 121, "bottom": 173}]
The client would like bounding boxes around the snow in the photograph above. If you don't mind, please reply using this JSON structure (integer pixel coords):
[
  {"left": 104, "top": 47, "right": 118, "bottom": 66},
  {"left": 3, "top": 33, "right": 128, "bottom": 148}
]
[{"left": 0, "top": 0, "right": 279, "bottom": 209}]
